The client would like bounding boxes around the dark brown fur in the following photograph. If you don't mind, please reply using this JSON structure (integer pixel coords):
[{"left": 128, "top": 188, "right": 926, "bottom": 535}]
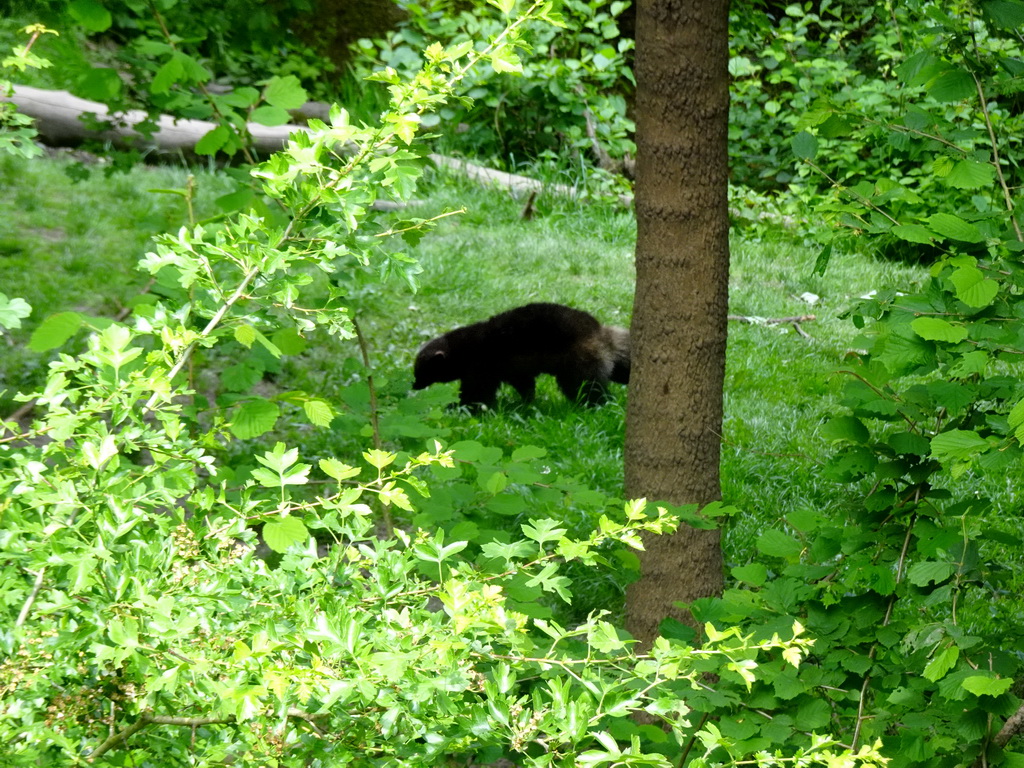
[{"left": 412, "top": 303, "right": 630, "bottom": 407}]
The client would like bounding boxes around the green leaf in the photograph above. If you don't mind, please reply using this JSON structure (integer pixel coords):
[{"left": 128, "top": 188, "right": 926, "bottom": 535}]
[
  {"left": 77, "top": 67, "right": 122, "bottom": 102},
  {"left": 379, "top": 484, "right": 413, "bottom": 510},
  {"left": 945, "top": 159, "right": 995, "bottom": 190},
  {"left": 787, "top": 508, "right": 823, "bottom": 532},
  {"left": 195, "top": 125, "right": 231, "bottom": 156},
  {"left": 928, "top": 68, "right": 976, "bottom": 102},
  {"left": 983, "top": 0, "right": 1024, "bottom": 30},
  {"left": 68, "top": 0, "right": 112, "bottom": 31},
  {"left": 271, "top": 327, "right": 308, "bottom": 356},
  {"left": 363, "top": 449, "right": 396, "bottom": 469},
  {"left": 252, "top": 328, "right": 282, "bottom": 358},
  {"left": 756, "top": 529, "right": 802, "bottom": 558},
  {"left": 732, "top": 563, "right": 768, "bottom": 586},
  {"left": 930, "top": 429, "right": 989, "bottom": 462},
  {"left": 481, "top": 471, "right": 508, "bottom": 494},
  {"left": 511, "top": 445, "right": 546, "bottom": 461},
  {"left": 29, "top": 311, "right": 84, "bottom": 351},
  {"left": 522, "top": 518, "right": 567, "bottom": 546},
  {"left": 898, "top": 51, "right": 944, "bottom": 88},
  {"left": 222, "top": 362, "right": 263, "bottom": 392},
  {"left": 911, "top": 316, "right": 968, "bottom": 343},
  {"left": 962, "top": 675, "right": 1013, "bottom": 697},
  {"left": 907, "top": 560, "right": 955, "bottom": 586},
  {"left": 948, "top": 349, "right": 989, "bottom": 379},
  {"left": 489, "top": 45, "right": 522, "bottom": 74},
  {"left": 888, "top": 431, "right": 932, "bottom": 456},
  {"left": 445, "top": 40, "right": 474, "bottom": 62},
  {"left": 892, "top": 224, "right": 936, "bottom": 244},
  {"left": 253, "top": 443, "right": 311, "bottom": 486},
  {"left": 1008, "top": 399, "right": 1024, "bottom": 441},
  {"left": 82, "top": 434, "right": 118, "bottom": 470},
  {"left": 791, "top": 130, "right": 818, "bottom": 160},
  {"left": 795, "top": 697, "right": 831, "bottom": 729},
  {"left": 68, "top": 553, "right": 98, "bottom": 592},
  {"left": 230, "top": 399, "right": 280, "bottom": 439},
  {"left": 490, "top": 0, "right": 516, "bottom": 15},
  {"left": 486, "top": 494, "right": 527, "bottom": 517},
  {"left": 319, "top": 457, "right": 360, "bottom": 481},
  {"left": 926, "top": 213, "right": 984, "bottom": 243},
  {"left": 263, "top": 75, "right": 308, "bottom": 110},
  {"left": 151, "top": 57, "right": 184, "bottom": 95},
  {"left": 949, "top": 266, "right": 998, "bottom": 308},
  {"left": 220, "top": 87, "right": 260, "bottom": 109},
  {"left": 0, "top": 292, "right": 31, "bottom": 331},
  {"left": 588, "top": 621, "right": 626, "bottom": 653},
  {"left": 303, "top": 398, "right": 334, "bottom": 428},
  {"left": 262, "top": 516, "right": 309, "bottom": 553},
  {"left": 251, "top": 105, "right": 291, "bottom": 127},
  {"left": 812, "top": 242, "right": 832, "bottom": 276},
  {"left": 235, "top": 324, "right": 257, "bottom": 348},
  {"left": 923, "top": 645, "right": 959, "bottom": 682},
  {"left": 820, "top": 415, "right": 869, "bottom": 444}
]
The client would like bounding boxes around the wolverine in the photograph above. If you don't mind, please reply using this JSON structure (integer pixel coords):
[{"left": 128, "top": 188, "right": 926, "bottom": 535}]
[{"left": 412, "top": 302, "right": 630, "bottom": 407}]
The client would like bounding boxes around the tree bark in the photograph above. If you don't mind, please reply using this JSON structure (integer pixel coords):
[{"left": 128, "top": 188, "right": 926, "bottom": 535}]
[{"left": 624, "top": 0, "right": 731, "bottom": 646}]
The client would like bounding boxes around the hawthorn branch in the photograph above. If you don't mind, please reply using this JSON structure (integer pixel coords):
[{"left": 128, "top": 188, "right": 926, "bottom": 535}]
[
  {"left": 142, "top": 265, "right": 261, "bottom": 413},
  {"left": 993, "top": 702, "right": 1024, "bottom": 747},
  {"left": 15, "top": 568, "right": 46, "bottom": 628},
  {"left": 970, "top": 69, "right": 1023, "bottom": 243},
  {"left": 969, "top": 700, "right": 1024, "bottom": 767},
  {"left": 89, "top": 710, "right": 329, "bottom": 761},
  {"left": 88, "top": 718, "right": 151, "bottom": 761}
]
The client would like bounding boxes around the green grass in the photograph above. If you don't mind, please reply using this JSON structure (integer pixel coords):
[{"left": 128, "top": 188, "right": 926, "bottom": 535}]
[
  {"left": 0, "top": 154, "right": 930, "bottom": 612},
  {"left": 313, "top": 169, "right": 928, "bottom": 559},
  {"left": 0, "top": 154, "right": 233, "bottom": 406}
]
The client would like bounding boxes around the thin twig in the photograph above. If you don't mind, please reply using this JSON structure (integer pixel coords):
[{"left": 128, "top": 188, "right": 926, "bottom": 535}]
[
  {"left": 2, "top": 399, "right": 37, "bottom": 425},
  {"left": 89, "top": 708, "right": 328, "bottom": 762},
  {"left": 352, "top": 316, "right": 391, "bottom": 537},
  {"left": 727, "top": 314, "right": 816, "bottom": 325},
  {"left": 142, "top": 265, "right": 261, "bottom": 413},
  {"left": 15, "top": 568, "right": 46, "bottom": 627},
  {"left": 970, "top": 70, "right": 1023, "bottom": 242},
  {"left": 351, "top": 318, "right": 381, "bottom": 453},
  {"left": 851, "top": 512, "right": 916, "bottom": 751}
]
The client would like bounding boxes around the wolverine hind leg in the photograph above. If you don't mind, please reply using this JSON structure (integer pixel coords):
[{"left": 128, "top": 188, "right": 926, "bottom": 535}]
[{"left": 556, "top": 373, "right": 609, "bottom": 405}]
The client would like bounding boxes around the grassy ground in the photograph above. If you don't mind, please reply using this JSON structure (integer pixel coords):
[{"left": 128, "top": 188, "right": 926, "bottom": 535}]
[
  {"left": 0, "top": 152, "right": 234, "bottom": 402},
  {"left": 1, "top": 153, "right": 929, "bottom": 607}
]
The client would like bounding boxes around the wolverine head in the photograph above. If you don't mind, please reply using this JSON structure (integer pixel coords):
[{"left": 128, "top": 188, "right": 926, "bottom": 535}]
[{"left": 412, "top": 337, "right": 454, "bottom": 389}]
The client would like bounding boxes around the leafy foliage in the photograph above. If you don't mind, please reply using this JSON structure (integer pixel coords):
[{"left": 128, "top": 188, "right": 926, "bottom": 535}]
[
  {"left": 694, "top": 3, "right": 1024, "bottom": 765},
  {"left": 11, "top": 1, "right": 1024, "bottom": 764},
  {"left": 350, "top": 0, "right": 635, "bottom": 171},
  {"left": 0, "top": 5, "right": 885, "bottom": 767},
  {"left": 0, "top": 23, "right": 56, "bottom": 158}
]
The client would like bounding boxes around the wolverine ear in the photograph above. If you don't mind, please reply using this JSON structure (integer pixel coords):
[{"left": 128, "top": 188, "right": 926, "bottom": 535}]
[{"left": 431, "top": 349, "right": 446, "bottom": 361}]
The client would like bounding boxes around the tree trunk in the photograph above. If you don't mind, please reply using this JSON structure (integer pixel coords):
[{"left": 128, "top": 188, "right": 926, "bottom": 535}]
[{"left": 624, "top": 0, "right": 731, "bottom": 646}]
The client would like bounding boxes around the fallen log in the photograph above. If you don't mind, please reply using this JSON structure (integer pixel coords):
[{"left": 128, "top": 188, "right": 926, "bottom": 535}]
[
  {"left": 728, "top": 313, "right": 817, "bottom": 340},
  {"left": 3, "top": 84, "right": 633, "bottom": 205},
  {"left": 727, "top": 314, "right": 817, "bottom": 325},
  {"left": 4, "top": 84, "right": 307, "bottom": 154}
]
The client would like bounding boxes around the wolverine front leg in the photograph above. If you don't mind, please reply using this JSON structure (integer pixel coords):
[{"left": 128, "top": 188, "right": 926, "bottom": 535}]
[
  {"left": 459, "top": 376, "right": 501, "bottom": 408},
  {"left": 507, "top": 376, "right": 536, "bottom": 402}
]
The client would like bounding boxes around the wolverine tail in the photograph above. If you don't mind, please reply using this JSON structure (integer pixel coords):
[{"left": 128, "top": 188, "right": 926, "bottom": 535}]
[{"left": 604, "top": 326, "right": 630, "bottom": 384}]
